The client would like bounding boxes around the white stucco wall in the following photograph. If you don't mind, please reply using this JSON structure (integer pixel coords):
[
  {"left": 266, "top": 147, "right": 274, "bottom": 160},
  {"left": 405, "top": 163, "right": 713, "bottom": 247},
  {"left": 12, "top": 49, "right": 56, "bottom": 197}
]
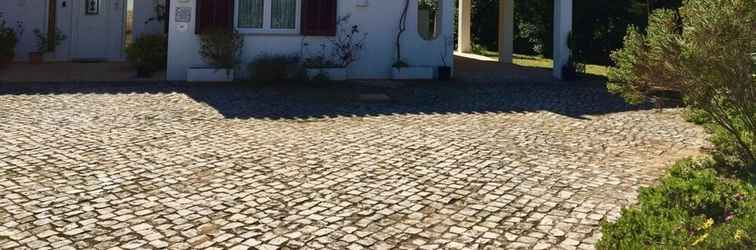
[
  {"left": 133, "top": 0, "right": 167, "bottom": 38},
  {"left": 167, "top": 0, "right": 455, "bottom": 80},
  {"left": 1, "top": 0, "right": 49, "bottom": 61},
  {"left": 0, "top": 0, "right": 161, "bottom": 62}
]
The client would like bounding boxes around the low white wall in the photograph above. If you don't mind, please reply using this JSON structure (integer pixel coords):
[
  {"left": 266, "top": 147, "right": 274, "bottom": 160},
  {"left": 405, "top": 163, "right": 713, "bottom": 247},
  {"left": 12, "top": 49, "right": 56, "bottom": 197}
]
[{"left": 167, "top": 0, "right": 455, "bottom": 80}]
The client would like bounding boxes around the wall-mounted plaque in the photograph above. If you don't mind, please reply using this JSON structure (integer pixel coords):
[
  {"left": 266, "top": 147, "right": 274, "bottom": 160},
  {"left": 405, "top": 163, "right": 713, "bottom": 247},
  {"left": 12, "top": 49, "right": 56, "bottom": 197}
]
[
  {"left": 175, "top": 7, "right": 192, "bottom": 23},
  {"left": 86, "top": 0, "right": 100, "bottom": 15}
]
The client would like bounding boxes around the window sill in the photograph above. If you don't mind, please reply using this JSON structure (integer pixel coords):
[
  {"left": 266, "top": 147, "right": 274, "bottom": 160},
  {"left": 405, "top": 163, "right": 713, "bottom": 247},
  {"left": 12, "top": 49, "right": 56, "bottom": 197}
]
[{"left": 237, "top": 29, "right": 300, "bottom": 36}]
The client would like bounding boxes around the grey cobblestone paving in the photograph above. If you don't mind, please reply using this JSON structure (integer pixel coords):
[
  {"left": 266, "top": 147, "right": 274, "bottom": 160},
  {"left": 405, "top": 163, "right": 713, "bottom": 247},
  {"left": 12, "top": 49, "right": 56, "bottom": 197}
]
[{"left": 0, "top": 82, "right": 706, "bottom": 249}]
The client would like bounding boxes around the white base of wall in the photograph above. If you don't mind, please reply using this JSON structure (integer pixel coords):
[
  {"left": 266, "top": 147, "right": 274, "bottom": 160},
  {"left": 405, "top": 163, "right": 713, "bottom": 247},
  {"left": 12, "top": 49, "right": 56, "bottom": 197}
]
[
  {"left": 391, "top": 67, "right": 435, "bottom": 80},
  {"left": 306, "top": 68, "right": 348, "bottom": 81},
  {"left": 187, "top": 67, "right": 235, "bottom": 82}
]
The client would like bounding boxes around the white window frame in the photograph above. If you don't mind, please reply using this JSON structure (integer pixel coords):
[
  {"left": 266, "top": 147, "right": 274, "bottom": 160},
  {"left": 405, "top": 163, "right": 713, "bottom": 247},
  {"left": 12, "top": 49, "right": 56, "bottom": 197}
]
[{"left": 235, "top": 0, "right": 301, "bottom": 34}]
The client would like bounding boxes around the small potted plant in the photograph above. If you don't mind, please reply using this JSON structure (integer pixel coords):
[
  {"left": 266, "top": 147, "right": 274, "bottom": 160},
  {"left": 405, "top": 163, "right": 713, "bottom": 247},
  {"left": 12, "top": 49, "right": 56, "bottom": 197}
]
[
  {"left": 303, "top": 16, "right": 366, "bottom": 81},
  {"left": 561, "top": 31, "right": 581, "bottom": 81},
  {"left": 125, "top": 34, "right": 167, "bottom": 78},
  {"left": 0, "top": 13, "right": 21, "bottom": 67},
  {"left": 31, "top": 28, "right": 66, "bottom": 64},
  {"left": 188, "top": 28, "right": 244, "bottom": 82},
  {"left": 561, "top": 55, "right": 578, "bottom": 81},
  {"left": 437, "top": 35, "right": 453, "bottom": 81}
]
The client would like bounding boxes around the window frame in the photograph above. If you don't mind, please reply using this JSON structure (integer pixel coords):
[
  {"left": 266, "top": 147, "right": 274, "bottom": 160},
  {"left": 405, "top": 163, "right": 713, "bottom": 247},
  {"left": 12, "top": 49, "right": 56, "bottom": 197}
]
[{"left": 234, "top": 0, "right": 301, "bottom": 34}]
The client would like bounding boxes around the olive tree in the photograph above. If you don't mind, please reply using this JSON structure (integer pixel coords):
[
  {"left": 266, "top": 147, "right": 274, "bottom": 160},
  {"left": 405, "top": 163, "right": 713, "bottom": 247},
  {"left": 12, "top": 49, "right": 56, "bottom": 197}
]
[{"left": 607, "top": 0, "right": 755, "bottom": 165}]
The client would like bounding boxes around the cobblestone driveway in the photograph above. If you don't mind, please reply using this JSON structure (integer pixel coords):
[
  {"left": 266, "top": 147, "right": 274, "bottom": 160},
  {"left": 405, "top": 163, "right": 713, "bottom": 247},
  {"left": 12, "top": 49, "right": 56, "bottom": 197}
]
[{"left": 0, "top": 82, "right": 706, "bottom": 250}]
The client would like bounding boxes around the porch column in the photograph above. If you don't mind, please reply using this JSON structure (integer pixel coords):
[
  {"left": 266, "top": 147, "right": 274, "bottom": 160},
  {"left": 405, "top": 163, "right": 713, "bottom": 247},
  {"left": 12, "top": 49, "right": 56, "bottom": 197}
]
[
  {"left": 458, "top": 0, "right": 473, "bottom": 53},
  {"left": 498, "top": 0, "right": 514, "bottom": 64},
  {"left": 553, "top": 0, "right": 573, "bottom": 80}
]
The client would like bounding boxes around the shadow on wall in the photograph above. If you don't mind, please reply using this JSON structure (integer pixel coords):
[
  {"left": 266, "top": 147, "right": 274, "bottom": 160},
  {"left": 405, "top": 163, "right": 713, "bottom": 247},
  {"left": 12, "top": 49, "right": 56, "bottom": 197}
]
[{"left": 0, "top": 80, "right": 658, "bottom": 120}]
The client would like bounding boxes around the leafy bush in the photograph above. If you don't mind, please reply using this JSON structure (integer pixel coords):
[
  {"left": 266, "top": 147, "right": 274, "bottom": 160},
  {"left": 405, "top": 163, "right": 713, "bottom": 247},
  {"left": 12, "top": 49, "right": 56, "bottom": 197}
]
[
  {"left": 0, "top": 12, "right": 19, "bottom": 63},
  {"left": 608, "top": 0, "right": 755, "bottom": 166},
  {"left": 32, "top": 28, "right": 66, "bottom": 54},
  {"left": 597, "top": 158, "right": 755, "bottom": 249},
  {"left": 304, "top": 16, "right": 366, "bottom": 69},
  {"left": 199, "top": 28, "right": 244, "bottom": 70},
  {"left": 302, "top": 55, "right": 339, "bottom": 69},
  {"left": 125, "top": 34, "right": 167, "bottom": 75},
  {"left": 250, "top": 54, "right": 300, "bottom": 81}
]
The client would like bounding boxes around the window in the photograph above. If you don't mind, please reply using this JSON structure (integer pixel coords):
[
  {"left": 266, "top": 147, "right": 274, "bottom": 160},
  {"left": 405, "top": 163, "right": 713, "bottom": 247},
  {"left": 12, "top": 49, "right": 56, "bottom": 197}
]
[
  {"left": 236, "top": 0, "right": 300, "bottom": 33},
  {"left": 418, "top": 0, "right": 440, "bottom": 40}
]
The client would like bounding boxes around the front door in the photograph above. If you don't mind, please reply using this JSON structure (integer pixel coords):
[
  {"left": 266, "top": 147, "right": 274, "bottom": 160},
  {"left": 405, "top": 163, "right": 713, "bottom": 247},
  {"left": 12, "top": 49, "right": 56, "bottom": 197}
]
[{"left": 72, "top": 0, "right": 125, "bottom": 60}]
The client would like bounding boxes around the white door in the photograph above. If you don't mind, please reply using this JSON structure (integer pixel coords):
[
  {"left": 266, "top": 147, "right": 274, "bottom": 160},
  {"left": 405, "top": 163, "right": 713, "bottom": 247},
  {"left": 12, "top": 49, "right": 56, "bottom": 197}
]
[{"left": 72, "top": 0, "right": 125, "bottom": 60}]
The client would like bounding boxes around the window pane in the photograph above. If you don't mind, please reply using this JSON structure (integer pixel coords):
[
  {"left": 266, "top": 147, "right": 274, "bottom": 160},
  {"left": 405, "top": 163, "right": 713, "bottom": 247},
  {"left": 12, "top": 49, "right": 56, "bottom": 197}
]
[
  {"left": 271, "top": 0, "right": 297, "bottom": 29},
  {"left": 238, "top": 0, "right": 263, "bottom": 28}
]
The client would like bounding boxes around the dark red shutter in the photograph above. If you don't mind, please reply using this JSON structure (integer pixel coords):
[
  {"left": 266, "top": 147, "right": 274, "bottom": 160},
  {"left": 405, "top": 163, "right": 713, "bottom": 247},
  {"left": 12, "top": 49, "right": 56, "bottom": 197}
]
[
  {"left": 301, "top": 0, "right": 337, "bottom": 36},
  {"left": 195, "top": 0, "right": 235, "bottom": 34}
]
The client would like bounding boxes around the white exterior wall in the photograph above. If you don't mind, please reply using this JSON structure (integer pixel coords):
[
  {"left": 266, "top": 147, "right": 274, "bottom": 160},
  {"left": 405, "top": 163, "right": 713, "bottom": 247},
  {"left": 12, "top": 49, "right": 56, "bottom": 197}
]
[
  {"left": 1, "top": 0, "right": 49, "bottom": 61},
  {"left": 0, "top": 0, "right": 160, "bottom": 62},
  {"left": 167, "top": 0, "right": 455, "bottom": 80},
  {"left": 133, "top": 0, "right": 167, "bottom": 38}
]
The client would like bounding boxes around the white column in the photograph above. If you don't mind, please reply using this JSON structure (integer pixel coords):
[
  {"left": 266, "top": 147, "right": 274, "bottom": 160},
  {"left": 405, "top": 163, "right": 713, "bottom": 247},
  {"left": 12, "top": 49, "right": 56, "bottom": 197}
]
[
  {"left": 498, "top": 0, "right": 514, "bottom": 64},
  {"left": 553, "top": 0, "right": 573, "bottom": 80},
  {"left": 458, "top": 0, "right": 473, "bottom": 53}
]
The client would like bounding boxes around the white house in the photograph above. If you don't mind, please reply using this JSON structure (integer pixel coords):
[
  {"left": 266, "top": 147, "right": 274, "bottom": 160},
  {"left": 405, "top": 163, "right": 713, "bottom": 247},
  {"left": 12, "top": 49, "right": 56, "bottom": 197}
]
[
  {"left": 1, "top": 0, "right": 166, "bottom": 62},
  {"left": 3, "top": 0, "right": 573, "bottom": 80}
]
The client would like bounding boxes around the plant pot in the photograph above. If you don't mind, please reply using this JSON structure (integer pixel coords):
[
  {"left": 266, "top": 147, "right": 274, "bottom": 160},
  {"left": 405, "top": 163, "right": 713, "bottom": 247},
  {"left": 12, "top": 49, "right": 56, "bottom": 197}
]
[
  {"left": 437, "top": 66, "right": 452, "bottom": 81},
  {"left": 392, "top": 67, "right": 435, "bottom": 80},
  {"left": 187, "top": 67, "right": 234, "bottom": 82},
  {"left": 305, "top": 68, "right": 347, "bottom": 81},
  {"left": 29, "top": 52, "right": 44, "bottom": 64},
  {"left": 0, "top": 55, "right": 12, "bottom": 68},
  {"left": 561, "top": 65, "right": 577, "bottom": 81}
]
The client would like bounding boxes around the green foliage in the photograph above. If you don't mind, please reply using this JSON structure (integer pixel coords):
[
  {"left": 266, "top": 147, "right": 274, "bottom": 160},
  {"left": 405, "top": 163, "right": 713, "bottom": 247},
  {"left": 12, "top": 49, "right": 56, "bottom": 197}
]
[
  {"left": 32, "top": 28, "right": 66, "bottom": 54},
  {"left": 303, "top": 55, "right": 339, "bottom": 69},
  {"left": 597, "top": 158, "right": 756, "bottom": 249},
  {"left": 124, "top": 34, "right": 167, "bottom": 74},
  {"left": 608, "top": 0, "right": 755, "bottom": 165},
  {"left": 199, "top": 28, "right": 244, "bottom": 70},
  {"left": 0, "top": 13, "right": 19, "bottom": 62},
  {"left": 471, "top": 0, "right": 678, "bottom": 65},
  {"left": 250, "top": 54, "right": 300, "bottom": 81}
]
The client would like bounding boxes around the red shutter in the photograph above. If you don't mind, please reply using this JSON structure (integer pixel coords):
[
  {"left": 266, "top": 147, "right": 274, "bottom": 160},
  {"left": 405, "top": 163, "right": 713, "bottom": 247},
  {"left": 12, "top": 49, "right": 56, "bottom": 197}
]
[
  {"left": 195, "top": 0, "right": 235, "bottom": 34},
  {"left": 301, "top": 0, "right": 337, "bottom": 36}
]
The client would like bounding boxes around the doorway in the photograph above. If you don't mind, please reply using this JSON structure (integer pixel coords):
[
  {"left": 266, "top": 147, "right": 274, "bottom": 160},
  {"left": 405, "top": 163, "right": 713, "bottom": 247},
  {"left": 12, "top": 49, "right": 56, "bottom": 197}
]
[{"left": 69, "top": 0, "right": 126, "bottom": 61}]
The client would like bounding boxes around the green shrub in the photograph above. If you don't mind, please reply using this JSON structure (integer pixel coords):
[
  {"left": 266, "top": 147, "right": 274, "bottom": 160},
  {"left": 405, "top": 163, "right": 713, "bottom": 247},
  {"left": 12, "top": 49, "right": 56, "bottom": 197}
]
[
  {"left": 608, "top": 0, "right": 755, "bottom": 166},
  {"left": 125, "top": 34, "right": 167, "bottom": 75},
  {"left": 199, "top": 28, "right": 244, "bottom": 70},
  {"left": 250, "top": 54, "right": 300, "bottom": 82},
  {"left": 0, "top": 13, "right": 19, "bottom": 63},
  {"left": 597, "top": 158, "right": 755, "bottom": 249},
  {"left": 32, "top": 28, "right": 66, "bottom": 54}
]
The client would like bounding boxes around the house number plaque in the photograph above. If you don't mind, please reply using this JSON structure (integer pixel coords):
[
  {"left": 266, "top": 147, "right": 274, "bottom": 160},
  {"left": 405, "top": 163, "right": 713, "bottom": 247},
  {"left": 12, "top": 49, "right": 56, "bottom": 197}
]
[
  {"left": 175, "top": 7, "right": 192, "bottom": 23},
  {"left": 85, "top": 0, "right": 99, "bottom": 15}
]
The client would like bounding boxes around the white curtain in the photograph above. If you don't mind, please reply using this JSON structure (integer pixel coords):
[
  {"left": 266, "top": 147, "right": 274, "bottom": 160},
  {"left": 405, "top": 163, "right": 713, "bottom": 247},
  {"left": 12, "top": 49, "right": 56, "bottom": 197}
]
[
  {"left": 239, "top": 0, "right": 264, "bottom": 28},
  {"left": 271, "top": 0, "right": 296, "bottom": 29}
]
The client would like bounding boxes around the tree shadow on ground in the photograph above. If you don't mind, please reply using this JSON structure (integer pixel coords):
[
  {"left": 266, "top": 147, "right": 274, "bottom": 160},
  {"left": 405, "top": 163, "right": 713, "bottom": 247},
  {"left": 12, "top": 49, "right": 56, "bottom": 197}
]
[{"left": 0, "top": 79, "right": 661, "bottom": 120}]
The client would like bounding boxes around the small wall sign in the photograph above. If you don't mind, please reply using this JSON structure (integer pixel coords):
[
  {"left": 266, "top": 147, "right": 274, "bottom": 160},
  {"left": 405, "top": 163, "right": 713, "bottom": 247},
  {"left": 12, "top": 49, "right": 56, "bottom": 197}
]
[
  {"left": 85, "top": 0, "right": 99, "bottom": 15},
  {"left": 175, "top": 7, "right": 192, "bottom": 23}
]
